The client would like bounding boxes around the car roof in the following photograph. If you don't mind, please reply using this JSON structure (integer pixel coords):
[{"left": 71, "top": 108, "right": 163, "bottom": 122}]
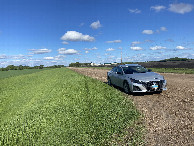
[{"left": 118, "top": 64, "right": 140, "bottom": 67}]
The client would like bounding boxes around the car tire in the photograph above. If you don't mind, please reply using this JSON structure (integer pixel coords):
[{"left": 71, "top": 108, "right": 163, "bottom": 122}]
[
  {"left": 155, "top": 91, "right": 162, "bottom": 94},
  {"left": 107, "top": 77, "right": 112, "bottom": 86},
  {"left": 123, "top": 81, "right": 130, "bottom": 94}
]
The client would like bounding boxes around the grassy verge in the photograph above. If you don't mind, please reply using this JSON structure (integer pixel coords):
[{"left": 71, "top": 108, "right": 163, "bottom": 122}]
[
  {"left": 0, "top": 68, "right": 52, "bottom": 79},
  {"left": 0, "top": 68, "right": 143, "bottom": 145},
  {"left": 149, "top": 68, "right": 194, "bottom": 74}
]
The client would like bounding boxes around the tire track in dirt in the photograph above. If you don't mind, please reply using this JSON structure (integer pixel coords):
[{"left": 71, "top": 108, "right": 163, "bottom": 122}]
[{"left": 69, "top": 67, "right": 194, "bottom": 146}]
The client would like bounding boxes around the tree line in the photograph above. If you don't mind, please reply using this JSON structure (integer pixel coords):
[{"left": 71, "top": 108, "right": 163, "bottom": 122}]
[
  {"left": 0, "top": 65, "right": 65, "bottom": 71},
  {"left": 158, "top": 57, "right": 193, "bottom": 62},
  {"left": 69, "top": 62, "right": 92, "bottom": 67}
]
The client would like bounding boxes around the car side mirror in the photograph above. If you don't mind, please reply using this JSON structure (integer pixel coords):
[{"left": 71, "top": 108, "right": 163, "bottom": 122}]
[
  {"left": 116, "top": 71, "right": 122, "bottom": 74},
  {"left": 148, "top": 69, "right": 152, "bottom": 72}
]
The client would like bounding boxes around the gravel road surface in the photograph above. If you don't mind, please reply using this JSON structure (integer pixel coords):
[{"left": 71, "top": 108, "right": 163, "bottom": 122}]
[{"left": 69, "top": 67, "right": 194, "bottom": 146}]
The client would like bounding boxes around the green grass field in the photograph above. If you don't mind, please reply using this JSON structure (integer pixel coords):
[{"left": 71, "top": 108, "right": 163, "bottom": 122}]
[
  {"left": 0, "top": 68, "right": 143, "bottom": 145},
  {"left": 0, "top": 68, "right": 52, "bottom": 79},
  {"left": 149, "top": 68, "right": 194, "bottom": 74}
]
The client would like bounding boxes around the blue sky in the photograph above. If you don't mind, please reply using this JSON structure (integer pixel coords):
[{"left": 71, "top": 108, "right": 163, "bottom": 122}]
[{"left": 0, "top": 0, "right": 194, "bottom": 67}]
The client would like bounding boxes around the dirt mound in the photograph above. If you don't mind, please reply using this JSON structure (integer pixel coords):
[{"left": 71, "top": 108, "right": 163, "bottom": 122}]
[{"left": 69, "top": 67, "right": 194, "bottom": 146}]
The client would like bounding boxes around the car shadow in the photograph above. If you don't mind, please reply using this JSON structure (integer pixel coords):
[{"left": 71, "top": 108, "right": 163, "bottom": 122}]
[{"left": 104, "top": 82, "right": 161, "bottom": 96}]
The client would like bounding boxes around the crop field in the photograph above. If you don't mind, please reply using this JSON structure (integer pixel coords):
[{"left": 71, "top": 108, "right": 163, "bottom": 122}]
[
  {"left": 150, "top": 68, "right": 194, "bottom": 74},
  {"left": 0, "top": 68, "right": 143, "bottom": 145},
  {"left": 0, "top": 68, "right": 52, "bottom": 79}
]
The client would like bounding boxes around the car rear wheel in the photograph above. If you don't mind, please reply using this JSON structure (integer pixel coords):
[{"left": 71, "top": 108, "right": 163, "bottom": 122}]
[
  {"left": 123, "top": 81, "right": 130, "bottom": 94},
  {"left": 107, "top": 77, "right": 112, "bottom": 86}
]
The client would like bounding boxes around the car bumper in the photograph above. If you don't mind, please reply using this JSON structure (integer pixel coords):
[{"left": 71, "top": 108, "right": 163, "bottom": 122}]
[{"left": 131, "top": 80, "right": 167, "bottom": 92}]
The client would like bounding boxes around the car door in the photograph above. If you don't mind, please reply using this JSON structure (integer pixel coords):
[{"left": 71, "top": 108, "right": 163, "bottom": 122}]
[
  {"left": 109, "top": 67, "right": 117, "bottom": 85},
  {"left": 114, "top": 67, "right": 124, "bottom": 87}
]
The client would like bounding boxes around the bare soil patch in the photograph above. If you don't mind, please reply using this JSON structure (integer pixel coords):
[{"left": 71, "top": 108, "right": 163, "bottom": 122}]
[{"left": 69, "top": 67, "right": 194, "bottom": 146}]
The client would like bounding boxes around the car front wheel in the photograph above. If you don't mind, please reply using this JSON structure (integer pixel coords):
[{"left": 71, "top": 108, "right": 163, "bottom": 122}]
[
  {"left": 107, "top": 77, "right": 112, "bottom": 86},
  {"left": 123, "top": 81, "right": 130, "bottom": 94}
]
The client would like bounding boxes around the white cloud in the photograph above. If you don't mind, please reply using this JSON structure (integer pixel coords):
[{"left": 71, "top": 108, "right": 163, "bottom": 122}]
[
  {"left": 0, "top": 54, "right": 7, "bottom": 59},
  {"left": 108, "top": 55, "right": 115, "bottom": 58},
  {"left": 160, "top": 27, "right": 167, "bottom": 31},
  {"left": 61, "top": 31, "right": 95, "bottom": 42},
  {"left": 91, "top": 47, "right": 97, "bottom": 50},
  {"left": 130, "top": 47, "right": 142, "bottom": 50},
  {"left": 176, "top": 46, "right": 187, "bottom": 50},
  {"left": 106, "top": 48, "right": 115, "bottom": 51},
  {"left": 150, "top": 46, "right": 166, "bottom": 50},
  {"left": 58, "top": 48, "right": 78, "bottom": 55},
  {"left": 29, "top": 48, "right": 51, "bottom": 54},
  {"left": 90, "top": 20, "right": 102, "bottom": 29},
  {"left": 54, "top": 55, "right": 65, "bottom": 60},
  {"left": 128, "top": 9, "right": 141, "bottom": 13},
  {"left": 85, "top": 51, "right": 89, "bottom": 53},
  {"left": 43, "top": 57, "right": 54, "bottom": 60},
  {"left": 84, "top": 47, "right": 98, "bottom": 50},
  {"left": 142, "top": 30, "right": 154, "bottom": 34},
  {"left": 62, "top": 41, "right": 69, "bottom": 44},
  {"left": 106, "top": 40, "right": 122, "bottom": 43},
  {"left": 169, "top": 3, "right": 193, "bottom": 14},
  {"left": 144, "top": 39, "right": 154, "bottom": 43},
  {"left": 11, "top": 54, "right": 25, "bottom": 59},
  {"left": 131, "top": 41, "right": 142, "bottom": 46},
  {"left": 151, "top": 5, "right": 166, "bottom": 12}
]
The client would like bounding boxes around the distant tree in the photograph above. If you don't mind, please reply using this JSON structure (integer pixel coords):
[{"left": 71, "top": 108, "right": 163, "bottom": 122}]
[
  {"left": 18, "top": 65, "right": 24, "bottom": 70},
  {"left": 23, "top": 66, "right": 30, "bottom": 69},
  {"left": 34, "top": 66, "right": 39, "bottom": 69},
  {"left": 158, "top": 60, "right": 167, "bottom": 62},
  {"left": 69, "top": 62, "right": 81, "bottom": 67},
  {"left": 39, "top": 65, "right": 44, "bottom": 69},
  {"left": 69, "top": 63, "right": 75, "bottom": 67},
  {"left": 83, "top": 63, "right": 91, "bottom": 67},
  {"left": 57, "top": 65, "right": 65, "bottom": 68},
  {"left": 6, "top": 65, "right": 16, "bottom": 70},
  {"left": 157, "top": 57, "right": 190, "bottom": 62},
  {"left": 1, "top": 68, "right": 9, "bottom": 71}
]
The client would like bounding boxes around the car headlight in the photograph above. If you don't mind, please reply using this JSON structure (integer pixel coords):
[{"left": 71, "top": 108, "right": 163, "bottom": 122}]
[{"left": 130, "top": 78, "right": 142, "bottom": 84}]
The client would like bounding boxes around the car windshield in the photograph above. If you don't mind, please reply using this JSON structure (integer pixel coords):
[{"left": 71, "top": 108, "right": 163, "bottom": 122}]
[{"left": 122, "top": 66, "right": 148, "bottom": 74}]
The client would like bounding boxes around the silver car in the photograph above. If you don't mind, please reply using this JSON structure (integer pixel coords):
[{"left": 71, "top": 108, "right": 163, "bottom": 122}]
[{"left": 107, "top": 64, "right": 167, "bottom": 93}]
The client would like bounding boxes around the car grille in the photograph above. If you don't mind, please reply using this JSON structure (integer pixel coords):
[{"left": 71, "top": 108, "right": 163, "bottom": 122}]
[{"left": 142, "top": 80, "right": 164, "bottom": 91}]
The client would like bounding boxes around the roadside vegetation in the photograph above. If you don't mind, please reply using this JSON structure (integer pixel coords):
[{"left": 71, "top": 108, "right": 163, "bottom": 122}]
[
  {"left": 0, "top": 65, "right": 65, "bottom": 71},
  {"left": 149, "top": 68, "right": 194, "bottom": 74},
  {"left": 0, "top": 68, "right": 143, "bottom": 145},
  {"left": 0, "top": 68, "right": 52, "bottom": 79}
]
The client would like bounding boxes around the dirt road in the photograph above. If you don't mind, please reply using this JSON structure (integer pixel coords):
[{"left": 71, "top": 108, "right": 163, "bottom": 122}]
[{"left": 69, "top": 67, "right": 194, "bottom": 146}]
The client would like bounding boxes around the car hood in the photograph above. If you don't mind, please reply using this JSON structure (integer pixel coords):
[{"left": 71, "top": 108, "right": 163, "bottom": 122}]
[{"left": 126, "top": 72, "right": 164, "bottom": 82}]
